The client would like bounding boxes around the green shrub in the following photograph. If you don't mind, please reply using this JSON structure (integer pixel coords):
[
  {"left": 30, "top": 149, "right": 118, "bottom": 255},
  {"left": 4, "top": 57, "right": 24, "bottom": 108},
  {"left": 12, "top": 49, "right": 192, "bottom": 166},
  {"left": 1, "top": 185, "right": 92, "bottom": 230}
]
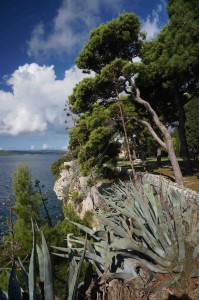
[{"left": 51, "top": 151, "right": 73, "bottom": 179}]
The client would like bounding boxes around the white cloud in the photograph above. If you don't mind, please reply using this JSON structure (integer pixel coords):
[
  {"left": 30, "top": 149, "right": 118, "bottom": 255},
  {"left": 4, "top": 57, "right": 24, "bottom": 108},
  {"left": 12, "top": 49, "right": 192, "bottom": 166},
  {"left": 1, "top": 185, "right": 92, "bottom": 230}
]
[
  {"left": 0, "top": 63, "right": 90, "bottom": 136},
  {"left": 141, "top": 0, "right": 166, "bottom": 40},
  {"left": 0, "top": 147, "right": 3, "bottom": 150},
  {"left": 132, "top": 56, "right": 141, "bottom": 63},
  {"left": 41, "top": 143, "right": 49, "bottom": 150},
  {"left": 27, "top": 0, "right": 121, "bottom": 58},
  {"left": 30, "top": 145, "right": 35, "bottom": 150}
]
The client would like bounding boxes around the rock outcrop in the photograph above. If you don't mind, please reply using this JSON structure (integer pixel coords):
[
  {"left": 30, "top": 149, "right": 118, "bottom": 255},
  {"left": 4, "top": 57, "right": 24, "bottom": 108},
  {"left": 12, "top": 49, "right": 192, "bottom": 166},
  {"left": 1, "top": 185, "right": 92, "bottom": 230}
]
[{"left": 53, "top": 160, "right": 102, "bottom": 219}]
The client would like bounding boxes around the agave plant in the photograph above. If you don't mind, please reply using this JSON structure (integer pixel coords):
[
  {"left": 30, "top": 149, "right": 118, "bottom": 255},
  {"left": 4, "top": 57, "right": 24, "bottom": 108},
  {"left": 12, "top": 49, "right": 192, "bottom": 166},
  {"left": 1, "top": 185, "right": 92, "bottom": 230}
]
[
  {"left": 53, "top": 179, "right": 199, "bottom": 299},
  {"left": 0, "top": 220, "right": 55, "bottom": 300}
]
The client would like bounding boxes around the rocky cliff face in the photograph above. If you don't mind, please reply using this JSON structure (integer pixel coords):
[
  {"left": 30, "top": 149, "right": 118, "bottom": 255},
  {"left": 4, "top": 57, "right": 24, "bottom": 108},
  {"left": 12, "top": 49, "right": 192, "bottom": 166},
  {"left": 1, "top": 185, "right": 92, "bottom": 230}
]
[{"left": 53, "top": 160, "right": 102, "bottom": 219}]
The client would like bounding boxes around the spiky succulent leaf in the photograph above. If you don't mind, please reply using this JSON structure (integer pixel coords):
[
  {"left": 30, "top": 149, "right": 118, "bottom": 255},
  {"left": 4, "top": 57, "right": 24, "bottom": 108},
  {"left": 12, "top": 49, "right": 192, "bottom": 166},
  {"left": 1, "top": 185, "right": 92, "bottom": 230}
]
[
  {"left": 36, "top": 245, "right": 44, "bottom": 282},
  {"left": 17, "top": 257, "right": 29, "bottom": 291},
  {"left": 8, "top": 262, "right": 22, "bottom": 300},
  {"left": 41, "top": 231, "right": 54, "bottom": 300},
  {"left": 68, "top": 235, "right": 87, "bottom": 300},
  {"left": 29, "top": 219, "right": 37, "bottom": 300},
  {"left": 0, "top": 289, "right": 8, "bottom": 300}
]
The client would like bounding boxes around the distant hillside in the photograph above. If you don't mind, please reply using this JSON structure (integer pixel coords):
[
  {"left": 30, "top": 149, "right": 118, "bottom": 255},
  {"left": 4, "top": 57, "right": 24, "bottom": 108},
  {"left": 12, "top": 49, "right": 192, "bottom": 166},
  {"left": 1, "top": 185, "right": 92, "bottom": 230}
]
[{"left": 0, "top": 150, "right": 65, "bottom": 156}]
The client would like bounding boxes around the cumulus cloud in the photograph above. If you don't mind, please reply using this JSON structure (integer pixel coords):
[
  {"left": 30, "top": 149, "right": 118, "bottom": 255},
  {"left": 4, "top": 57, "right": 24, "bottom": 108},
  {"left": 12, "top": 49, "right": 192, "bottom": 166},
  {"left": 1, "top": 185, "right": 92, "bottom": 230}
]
[
  {"left": 41, "top": 143, "right": 49, "bottom": 150},
  {"left": 27, "top": 0, "right": 121, "bottom": 58},
  {"left": 141, "top": 0, "right": 166, "bottom": 40},
  {"left": 0, "top": 63, "right": 90, "bottom": 135},
  {"left": 30, "top": 145, "right": 35, "bottom": 150}
]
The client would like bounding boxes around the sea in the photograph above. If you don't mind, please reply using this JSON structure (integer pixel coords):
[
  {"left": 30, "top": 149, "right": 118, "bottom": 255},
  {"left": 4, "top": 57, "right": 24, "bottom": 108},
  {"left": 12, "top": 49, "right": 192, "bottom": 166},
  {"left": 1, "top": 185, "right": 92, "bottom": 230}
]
[{"left": 0, "top": 153, "right": 64, "bottom": 238}]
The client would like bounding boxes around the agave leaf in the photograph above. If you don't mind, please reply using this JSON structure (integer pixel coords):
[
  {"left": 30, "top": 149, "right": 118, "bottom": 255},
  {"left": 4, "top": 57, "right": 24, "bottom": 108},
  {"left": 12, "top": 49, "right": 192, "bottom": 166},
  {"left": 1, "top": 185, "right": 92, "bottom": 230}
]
[
  {"left": 65, "top": 219, "right": 100, "bottom": 240},
  {"left": 0, "top": 289, "right": 8, "bottom": 300},
  {"left": 52, "top": 253, "right": 81, "bottom": 260},
  {"left": 188, "top": 224, "right": 199, "bottom": 243},
  {"left": 179, "top": 187, "right": 186, "bottom": 211},
  {"left": 109, "top": 272, "right": 137, "bottom": 281},
  {"left": 188, "top": 215, "right": 199, "bottom": 238},
  {"left": 188, "top": 206, "right": 194, "bottom": 224},
  {"left": 127, "top": 255, "right": 168, "bottom": 274},
  {"left": 36, "top": 245, "right": 44, "bottom": 282},
  {"left": 154, "top": 194, "right": 173, "bottom": 256},
  {"left": 78, "top": 263, "right": 93, "bottom": 297},
  {"left": 68, "top": 235, "right": 87, "bottom": 300},
  {"left": 103, "top": 195, "right": 167, "bottom": 258},
  {"left": 17, "top": 257, "right": 29, "bottom": 291},
  {"left": 8, "top": 262, "right": 22, "bottom": 300},
  {"left": 145, "top": 273, "right": 181, "bottom": 292},
  {"left": 84, "top": 239, "right": 103, "bottom": 276},
  {"left": 133, "top": 187, "right": 159, "bottom": 235},
  {"left": 94, "top": 230, "right": 108, "bottom": 240},
  {"left": 67, "top": 258, "right": 78, "bottom": 297},
  {"left": 104, "top": 197, "right": 161, "bottom": 250},
  {"left": 105, "top": 197, "right": 139, "bottom": 222},
  {"left": 97, "top": 214, "right": 129, "bottom": 238},
  {"left": 143, "top": 183, "right": 158, "bottom": 219},
  {"left": 53, "top": 247, "right": 105, "bottom": 265},
  {"left": 110, "top": 238, "right": 170, "bottom": 267},
  {"left": 51, "top": 246, "right": 82, "bottom": 253},
  {"left": 29, "top": 219, "right": 37, "bottom": 300},
  {"left": 193, "top": 245, "right": 199, "bottom": 260},
  {"left": 155, "top": 227, "right": 173, "bottom": 258},
  {"left": 162, "top": 207, "right": 176, "bottom": 243},
  {"left": 103, "top": 252, "right": 116, "bottom": 273},
  {"left": 41, "top": 231, "right": 55, "bottom": 300},
  {"left": 63, "top": 237, "right": 86, "bottom": 246},
  {"left": 84, "top": 252, "right": 105, "bottom": 265},
  {"left": 191, "top": 269, "right": 199, "bottom": 278},
  {"left": 94, "top": 244, "right": 108, "bottom": 258},
  {"left": 170, "top": 191, "right": 185, "bottom": 262}
]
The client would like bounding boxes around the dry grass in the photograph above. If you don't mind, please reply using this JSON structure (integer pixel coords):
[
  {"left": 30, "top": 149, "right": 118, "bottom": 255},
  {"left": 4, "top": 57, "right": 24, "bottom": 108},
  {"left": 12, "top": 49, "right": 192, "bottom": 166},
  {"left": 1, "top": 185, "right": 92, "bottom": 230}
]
[{"left": 153, "top": 167, "right": 199, "bottom": 192}]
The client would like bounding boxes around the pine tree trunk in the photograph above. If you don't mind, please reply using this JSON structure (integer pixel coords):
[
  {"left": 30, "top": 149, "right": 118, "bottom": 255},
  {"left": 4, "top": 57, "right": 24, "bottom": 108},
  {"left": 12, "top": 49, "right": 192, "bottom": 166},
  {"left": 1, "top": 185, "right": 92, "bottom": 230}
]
[
  {"left": 157, "top": 147, "right": 162, "bottom": 167},
  {"left": 132, "top": 149, "right": 137, "bottom": 160},
  {"left": 133, "top": 88, "right": 184, "bottom": 186},
  {"left": 164, "top": 130, "right": 184, "bottom": 185}
]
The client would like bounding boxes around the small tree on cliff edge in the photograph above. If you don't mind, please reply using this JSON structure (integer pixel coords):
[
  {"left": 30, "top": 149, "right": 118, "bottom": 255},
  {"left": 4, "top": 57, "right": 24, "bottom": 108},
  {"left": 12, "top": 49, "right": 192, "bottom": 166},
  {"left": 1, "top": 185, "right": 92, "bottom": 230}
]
[
  {"left": 12, "top": 163, "right": 41, "bottom": 221},
  {"left": 10, "top": 163, "right": 42, "bottom": 255}
]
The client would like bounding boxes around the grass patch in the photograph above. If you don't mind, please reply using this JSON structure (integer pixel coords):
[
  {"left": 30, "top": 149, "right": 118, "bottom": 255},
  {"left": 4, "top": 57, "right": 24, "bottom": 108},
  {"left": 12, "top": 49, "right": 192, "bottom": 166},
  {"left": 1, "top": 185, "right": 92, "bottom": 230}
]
[{"left": 117, "top": 157, "right": 199, "bottom": 193}]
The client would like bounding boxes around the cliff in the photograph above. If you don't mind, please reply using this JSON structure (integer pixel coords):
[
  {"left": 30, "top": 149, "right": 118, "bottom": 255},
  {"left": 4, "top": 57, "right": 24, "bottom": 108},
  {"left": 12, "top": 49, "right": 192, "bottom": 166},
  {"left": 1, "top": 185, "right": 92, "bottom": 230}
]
[{"left": 53, "top": 160, "right": 102, "bottom": 219}]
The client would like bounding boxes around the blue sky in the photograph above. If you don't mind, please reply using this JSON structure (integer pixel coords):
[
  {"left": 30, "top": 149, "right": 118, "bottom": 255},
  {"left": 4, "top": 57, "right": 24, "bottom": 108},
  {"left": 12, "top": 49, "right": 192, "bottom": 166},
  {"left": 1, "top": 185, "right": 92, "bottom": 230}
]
[{"left": 0, "top": 0, "right": 168, "bottom": 150}]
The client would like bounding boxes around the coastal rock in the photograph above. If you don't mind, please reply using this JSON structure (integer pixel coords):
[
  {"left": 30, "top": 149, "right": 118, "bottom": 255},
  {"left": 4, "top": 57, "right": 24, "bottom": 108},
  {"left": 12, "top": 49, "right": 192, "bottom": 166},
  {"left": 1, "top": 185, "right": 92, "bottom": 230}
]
[
  {"left": 53, "top": 160, "right": 79, "bottom": 201},
  {"left": 53, "top": 160, "right": 101, "bottom": 218}
]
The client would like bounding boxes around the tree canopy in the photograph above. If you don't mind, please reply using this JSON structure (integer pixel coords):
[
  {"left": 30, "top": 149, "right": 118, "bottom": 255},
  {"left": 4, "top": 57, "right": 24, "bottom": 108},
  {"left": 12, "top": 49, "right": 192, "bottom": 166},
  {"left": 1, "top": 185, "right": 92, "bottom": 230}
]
[
  {"left": 76, "top": 13, "right": 144, "bottom": 73},
  {"left": 137, "top": 0, "right": 199, "bottom": 173},
  {"left": 66, "top": 8, "right": 199, "bottom": 184}
]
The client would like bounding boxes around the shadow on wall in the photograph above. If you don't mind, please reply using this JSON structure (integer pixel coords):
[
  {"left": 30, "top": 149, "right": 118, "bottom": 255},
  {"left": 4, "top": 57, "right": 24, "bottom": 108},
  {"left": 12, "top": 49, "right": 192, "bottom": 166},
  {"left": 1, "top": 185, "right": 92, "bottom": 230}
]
[{"left": 168, "top": 295, "right": 192, "bottom": 300}]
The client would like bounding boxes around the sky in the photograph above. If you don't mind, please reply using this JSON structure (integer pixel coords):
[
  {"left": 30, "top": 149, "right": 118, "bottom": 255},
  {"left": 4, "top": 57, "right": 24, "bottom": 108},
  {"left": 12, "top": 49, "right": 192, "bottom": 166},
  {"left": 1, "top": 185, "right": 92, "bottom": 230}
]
[{"left": 0, "top": 0, "right": 168, "bottom": 150}]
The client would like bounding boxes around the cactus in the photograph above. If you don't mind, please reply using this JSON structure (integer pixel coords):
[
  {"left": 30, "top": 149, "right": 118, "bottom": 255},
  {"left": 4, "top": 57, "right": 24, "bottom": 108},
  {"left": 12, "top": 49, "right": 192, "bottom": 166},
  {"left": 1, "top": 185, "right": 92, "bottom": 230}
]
[{"left": 53, "top": 179, "right": 199, "bottom": 298}]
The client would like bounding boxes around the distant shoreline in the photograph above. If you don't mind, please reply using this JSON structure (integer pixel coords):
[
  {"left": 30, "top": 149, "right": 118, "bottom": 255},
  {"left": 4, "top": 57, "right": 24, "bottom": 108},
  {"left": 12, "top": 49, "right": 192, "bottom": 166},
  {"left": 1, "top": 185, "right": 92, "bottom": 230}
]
[{"left": 0, "top": 150, "right": 65, "bottom": 156}]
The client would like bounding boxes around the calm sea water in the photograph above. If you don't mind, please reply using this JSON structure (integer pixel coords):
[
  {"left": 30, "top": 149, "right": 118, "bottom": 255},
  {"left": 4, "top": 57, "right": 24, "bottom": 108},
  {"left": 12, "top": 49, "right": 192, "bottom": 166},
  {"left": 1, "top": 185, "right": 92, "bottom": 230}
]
[{"left": 0, "top": 153, "right": 63, "bottom": 237}]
